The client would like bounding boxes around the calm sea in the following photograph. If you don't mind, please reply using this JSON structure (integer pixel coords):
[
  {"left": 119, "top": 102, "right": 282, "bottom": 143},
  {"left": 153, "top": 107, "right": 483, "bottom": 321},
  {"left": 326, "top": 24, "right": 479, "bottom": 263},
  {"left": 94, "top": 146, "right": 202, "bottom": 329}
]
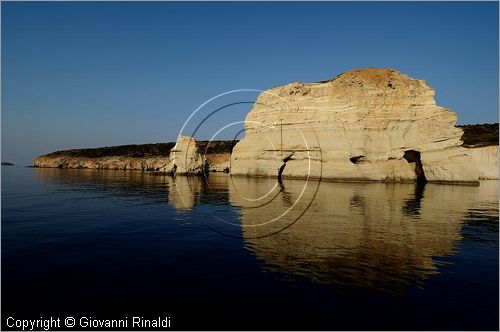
[{"left": 1, "top": 166, "right": 498, "bottom": 330}]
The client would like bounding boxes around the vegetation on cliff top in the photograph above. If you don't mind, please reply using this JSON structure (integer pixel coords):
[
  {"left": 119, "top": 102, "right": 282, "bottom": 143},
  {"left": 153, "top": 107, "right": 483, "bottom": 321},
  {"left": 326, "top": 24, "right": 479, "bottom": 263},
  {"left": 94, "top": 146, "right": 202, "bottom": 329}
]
[
  {"left": 458, "top": 123, "right": 498, "bottom": 147},
  {"left": 43, "top": 140, "right": 239, "bottom": 158},
  {"left": 45, "top": 143, "right": 176, "bottom": 158},
  {"left": 195, "top": 140, "right": 239, "bottom": 155},
  {"left": 39, "top": 124, "right": 497, "bottom": 159}
]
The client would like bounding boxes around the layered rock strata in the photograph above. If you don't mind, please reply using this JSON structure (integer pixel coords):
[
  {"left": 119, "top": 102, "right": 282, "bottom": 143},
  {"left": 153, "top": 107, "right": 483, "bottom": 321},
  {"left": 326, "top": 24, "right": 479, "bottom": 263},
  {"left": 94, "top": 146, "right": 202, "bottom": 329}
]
[{"left": 230, "top": 68, "right": 498, "bottom": 183}]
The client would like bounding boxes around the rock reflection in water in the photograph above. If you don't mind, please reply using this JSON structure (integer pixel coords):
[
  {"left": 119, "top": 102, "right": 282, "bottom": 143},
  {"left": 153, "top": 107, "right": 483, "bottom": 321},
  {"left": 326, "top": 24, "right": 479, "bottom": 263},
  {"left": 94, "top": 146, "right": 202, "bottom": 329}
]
[
  {"left": 169, "top": 173, "right": 231, "bottom": 210},
  {"left": 169, "top": 175, "right": 202, "bottom": 211},
  {"left": 130, "top": 172, "right": 497, "bottom": 294},
  {"left": 169, "top": 173, "right": 498, "bottom": 293},
  {"left": 228, "top": 177, "right": 499, "bottom": 293},
  {"left": 32, "top": 168, "right": 498, "bottom": 294}
]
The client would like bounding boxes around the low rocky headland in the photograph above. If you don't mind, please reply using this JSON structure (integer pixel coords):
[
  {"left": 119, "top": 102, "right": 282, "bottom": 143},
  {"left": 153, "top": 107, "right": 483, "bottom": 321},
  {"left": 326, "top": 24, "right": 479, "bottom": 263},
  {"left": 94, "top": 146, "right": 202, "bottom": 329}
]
[
  {"left": 34, "top": 140, "right": 236, "bottom": 173},
  {"left": 34, "top": 68, "right": 498, "bottom": 183}
]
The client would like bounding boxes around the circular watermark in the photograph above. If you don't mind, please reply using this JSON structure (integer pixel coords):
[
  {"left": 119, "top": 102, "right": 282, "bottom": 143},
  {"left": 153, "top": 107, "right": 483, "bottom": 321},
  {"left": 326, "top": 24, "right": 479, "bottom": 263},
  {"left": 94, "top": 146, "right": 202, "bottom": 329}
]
[{"left": 171, "top": 89, "right": 323, "bottom": 238}]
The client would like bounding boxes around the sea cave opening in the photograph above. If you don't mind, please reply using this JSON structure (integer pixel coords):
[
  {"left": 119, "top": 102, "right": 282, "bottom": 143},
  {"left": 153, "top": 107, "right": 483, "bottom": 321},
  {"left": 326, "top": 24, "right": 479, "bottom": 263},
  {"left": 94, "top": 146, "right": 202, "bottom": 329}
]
[{"left": 403, "top": 150, "right": 427, "bottom": 184}]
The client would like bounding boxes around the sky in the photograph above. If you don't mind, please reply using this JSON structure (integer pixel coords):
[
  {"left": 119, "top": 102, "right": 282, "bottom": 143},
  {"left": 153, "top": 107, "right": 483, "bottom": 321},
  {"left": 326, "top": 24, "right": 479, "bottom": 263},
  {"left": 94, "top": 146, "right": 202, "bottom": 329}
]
[{"left": 2, "top": 1, "right": 499, "bottom": 165}]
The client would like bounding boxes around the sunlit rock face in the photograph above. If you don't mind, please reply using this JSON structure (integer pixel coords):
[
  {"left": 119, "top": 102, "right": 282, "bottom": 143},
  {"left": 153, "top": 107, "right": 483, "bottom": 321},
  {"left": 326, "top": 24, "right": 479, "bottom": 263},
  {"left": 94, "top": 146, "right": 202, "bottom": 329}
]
[
  {"left": 166, "top": 135, "right": 204, "bottom": 175},
  {"left": 465, "top": 145, "right": 499, "bottom": 180},
  {"left": 231, "top": 68, "right": 495, "bottom": 183},
  {"left": 33, "top": 155, "right": 169, "bottom": 171},
  {"left": 163, "top": 136, "right": 232, "bottom": 174},
  {"left": 229, "top": 177, "right": 498, "bottom": 293}
]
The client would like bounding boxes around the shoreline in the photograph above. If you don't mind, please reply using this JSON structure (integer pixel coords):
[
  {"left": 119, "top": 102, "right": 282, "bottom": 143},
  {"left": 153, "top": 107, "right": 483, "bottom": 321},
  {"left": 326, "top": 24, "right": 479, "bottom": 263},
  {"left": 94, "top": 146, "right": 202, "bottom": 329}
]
[
  {"left": 32, "top": 123, "right": 498, "bottom": 184},
  {"left": 29, "top": 166, "right": 494, "bottom": 186}
]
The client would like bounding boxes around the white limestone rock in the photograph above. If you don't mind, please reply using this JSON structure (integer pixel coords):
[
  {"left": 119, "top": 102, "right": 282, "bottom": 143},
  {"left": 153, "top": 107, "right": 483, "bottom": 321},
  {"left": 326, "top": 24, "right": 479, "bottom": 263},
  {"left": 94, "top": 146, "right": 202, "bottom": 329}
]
[
  {"left": 465, "top": 145, "right": 499, "bottom": 180},
  {"left": 166, "top": 135, "right": 204, "bottom": 175},
  {"left": 230, "top": 68, "right": 497, "bottom": 183}
]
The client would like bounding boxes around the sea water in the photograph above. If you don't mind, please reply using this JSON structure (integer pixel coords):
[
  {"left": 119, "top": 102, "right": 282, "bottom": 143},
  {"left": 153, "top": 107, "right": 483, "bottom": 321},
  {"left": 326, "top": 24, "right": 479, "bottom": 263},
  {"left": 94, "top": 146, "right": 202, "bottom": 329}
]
[{"left": 2, "top": 166, "right": 498, "bottom": 330}]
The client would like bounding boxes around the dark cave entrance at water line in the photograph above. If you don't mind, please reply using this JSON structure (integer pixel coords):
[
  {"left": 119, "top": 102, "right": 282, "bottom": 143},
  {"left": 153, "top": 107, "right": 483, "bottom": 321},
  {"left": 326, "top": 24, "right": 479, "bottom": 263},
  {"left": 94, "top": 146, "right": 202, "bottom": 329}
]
[{"left": 403, "top": 150, "right": 427, "bottom": 184}]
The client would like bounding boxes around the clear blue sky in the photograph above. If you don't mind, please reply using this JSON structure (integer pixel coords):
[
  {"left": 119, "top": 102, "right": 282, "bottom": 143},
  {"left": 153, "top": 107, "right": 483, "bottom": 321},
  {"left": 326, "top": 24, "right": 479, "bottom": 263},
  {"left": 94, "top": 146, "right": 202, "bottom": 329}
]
[{"left": 2, "top": 1, "right": 498, "bottom": 165}]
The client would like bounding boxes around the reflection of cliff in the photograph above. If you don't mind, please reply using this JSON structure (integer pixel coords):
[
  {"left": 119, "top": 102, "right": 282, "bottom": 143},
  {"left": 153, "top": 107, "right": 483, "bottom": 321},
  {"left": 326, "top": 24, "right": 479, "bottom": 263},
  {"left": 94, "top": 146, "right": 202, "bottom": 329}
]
[
  {"left": 229, "top": 177, "right": 499, "bottom": 293},
  {"left": 168, "top": 176, "right": 202, "bottom": 211},
  {"left": 168, "top": 174, "right": 232, "bottom": 211},
  {"left": 33, "top": 168, "right": 498, "bottom": 294}
]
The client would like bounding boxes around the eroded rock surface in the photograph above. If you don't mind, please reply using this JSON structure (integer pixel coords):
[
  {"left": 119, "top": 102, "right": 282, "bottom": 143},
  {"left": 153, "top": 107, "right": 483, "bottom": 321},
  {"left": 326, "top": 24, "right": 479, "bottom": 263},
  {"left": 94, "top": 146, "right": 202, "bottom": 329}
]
[
  {"left": 230, "top": 68, "right": 498, "bottom": 183},
  {"left": 165, "top": 135, "right": 205, "bottom": 175}
]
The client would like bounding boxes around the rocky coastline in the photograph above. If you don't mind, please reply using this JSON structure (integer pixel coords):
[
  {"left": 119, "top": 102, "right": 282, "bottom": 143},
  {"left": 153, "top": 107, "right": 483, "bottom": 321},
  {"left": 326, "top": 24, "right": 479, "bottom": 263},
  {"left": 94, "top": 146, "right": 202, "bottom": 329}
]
[
  {"left": 34, "top": 68, "right": 498, "bottom": 184},
  {"left": 33, "top": 140, "right": 235, "bottom": 173},
  {"left": 32, "top": 126, "right": 498, "bottom": 182}
]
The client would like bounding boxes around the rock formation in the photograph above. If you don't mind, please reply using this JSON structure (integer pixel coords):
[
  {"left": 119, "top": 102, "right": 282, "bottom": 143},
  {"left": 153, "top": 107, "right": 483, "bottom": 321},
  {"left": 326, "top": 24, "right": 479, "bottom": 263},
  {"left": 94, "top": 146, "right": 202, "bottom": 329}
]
[
  {"left": 230, "top": 68, "right": 498, "bottom": 183},
  {"left": 32, "top": 68, "right": 497, "bottom": 183},
  {"left": 165, "top": 135, "right": 205, "bottom": 175}
]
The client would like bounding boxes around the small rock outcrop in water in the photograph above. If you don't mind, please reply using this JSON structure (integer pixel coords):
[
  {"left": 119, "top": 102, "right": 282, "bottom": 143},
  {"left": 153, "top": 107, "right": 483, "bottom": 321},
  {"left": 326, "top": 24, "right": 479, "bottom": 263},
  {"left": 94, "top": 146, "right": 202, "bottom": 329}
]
[
  {"left": 165, "top": 135, "right": 205, "bottom": 175},
  {"left": 163, "top": 135, "right": 234, "bottom": 174},
  {"left": 231, "top": 68, "right": 498, "bottom": 183}
]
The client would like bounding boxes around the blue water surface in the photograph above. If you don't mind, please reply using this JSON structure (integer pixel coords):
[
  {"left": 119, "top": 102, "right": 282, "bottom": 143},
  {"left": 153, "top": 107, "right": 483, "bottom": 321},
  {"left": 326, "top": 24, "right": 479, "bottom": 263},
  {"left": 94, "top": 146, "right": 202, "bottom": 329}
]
[{"left": 1, "top": 166, "right": 498, "bottom": 330}]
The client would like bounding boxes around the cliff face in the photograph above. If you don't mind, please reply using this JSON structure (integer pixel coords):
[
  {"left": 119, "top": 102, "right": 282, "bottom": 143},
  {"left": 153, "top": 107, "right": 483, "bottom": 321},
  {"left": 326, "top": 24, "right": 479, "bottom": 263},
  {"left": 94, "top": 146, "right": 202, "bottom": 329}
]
[
  {"left": 231, "top": 68, "right": 497, "bottom": 183},
  {"left": 465, "top": 145, "right": 499, "bottom": 180},
  {"left": 33, "top": 155, "right": 170, "bottom": 171}
]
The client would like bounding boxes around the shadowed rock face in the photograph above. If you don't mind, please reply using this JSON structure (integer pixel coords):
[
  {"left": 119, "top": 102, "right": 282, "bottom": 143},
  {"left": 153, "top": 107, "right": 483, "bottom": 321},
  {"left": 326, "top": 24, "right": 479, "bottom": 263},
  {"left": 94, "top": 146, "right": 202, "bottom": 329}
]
[{"left": 230, "top": 68, "right": 498, "bottom": 183}]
